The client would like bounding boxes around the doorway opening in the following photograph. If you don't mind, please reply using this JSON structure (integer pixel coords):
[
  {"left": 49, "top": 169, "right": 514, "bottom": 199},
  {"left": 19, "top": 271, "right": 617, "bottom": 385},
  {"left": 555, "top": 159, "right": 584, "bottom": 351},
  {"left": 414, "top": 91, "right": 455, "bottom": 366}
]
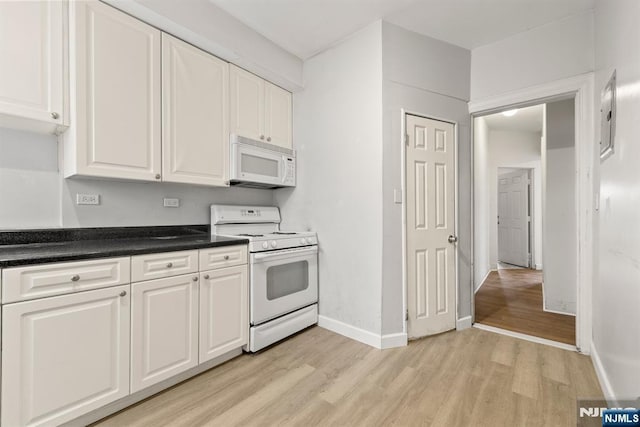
[{"left": 473, "top": 100, "right": 576, "bottom": 346}]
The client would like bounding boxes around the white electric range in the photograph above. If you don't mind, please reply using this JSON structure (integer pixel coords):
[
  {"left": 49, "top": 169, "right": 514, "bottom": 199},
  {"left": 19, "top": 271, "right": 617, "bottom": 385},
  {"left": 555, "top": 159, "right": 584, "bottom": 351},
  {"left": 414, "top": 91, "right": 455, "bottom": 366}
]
[{"left": 211, "top": 205, "right": 318, "bottom": 352}]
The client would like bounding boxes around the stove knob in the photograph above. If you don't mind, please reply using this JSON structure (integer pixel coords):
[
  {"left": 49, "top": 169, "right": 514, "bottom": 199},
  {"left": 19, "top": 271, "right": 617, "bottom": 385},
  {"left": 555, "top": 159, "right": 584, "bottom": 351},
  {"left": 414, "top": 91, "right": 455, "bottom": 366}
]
[
  {"left": 270, "top": 240, "right": 277, "bottom": 248},
  {"left": 300, "top": 238, "right": 307, "bottom": 245},
  {"left": 262, "top": 242, "right": 269, "bottom": 249}
]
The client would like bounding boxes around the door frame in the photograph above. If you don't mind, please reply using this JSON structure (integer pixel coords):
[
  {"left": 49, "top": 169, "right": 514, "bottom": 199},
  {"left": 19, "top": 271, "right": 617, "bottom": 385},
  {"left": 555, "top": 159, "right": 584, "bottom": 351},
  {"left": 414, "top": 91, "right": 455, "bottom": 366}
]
[
  {"left": 469, "top": 73, "right": 595, "bottom": 353},
  {"left": 401, "top": 110, "right": 459, "bottom": 338}
]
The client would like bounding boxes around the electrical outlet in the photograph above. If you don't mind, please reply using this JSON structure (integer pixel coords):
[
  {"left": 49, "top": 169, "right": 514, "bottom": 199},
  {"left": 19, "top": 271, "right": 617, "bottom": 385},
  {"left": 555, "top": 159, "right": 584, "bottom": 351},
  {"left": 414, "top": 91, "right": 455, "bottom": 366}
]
[
  {"left": 163, "top": 198, "right": 180, "bottom": 208},
  {"left": 76, "top": 194, "right": 100, "bottom": 205}
]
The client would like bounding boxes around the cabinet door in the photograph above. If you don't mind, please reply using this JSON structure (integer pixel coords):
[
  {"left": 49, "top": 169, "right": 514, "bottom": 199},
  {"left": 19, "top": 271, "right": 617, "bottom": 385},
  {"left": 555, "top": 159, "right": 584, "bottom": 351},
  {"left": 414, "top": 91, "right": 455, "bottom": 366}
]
[
  {"left": 229, "top": 64, "right": 264, "bottom": 141},
  {"left": 0, "top": 0, "right": 66, "bottom": 131},
  {"left": 162, "top": 34, "right": 229, "bottom": 187},
  {"left": 131, "top": 274, "right": 199, "bottom": 393},
  {"left": 199, "top": 265, "right": 248, "bottom": 363},
  {"left": 264, "top": 82, "right": 293, "bottom": 148},
  {"left": 69, "top": 0, "right": 161, "bottom": 181},
  {"left": 1, "top": 285, "right": 130, "bottom": 427}
]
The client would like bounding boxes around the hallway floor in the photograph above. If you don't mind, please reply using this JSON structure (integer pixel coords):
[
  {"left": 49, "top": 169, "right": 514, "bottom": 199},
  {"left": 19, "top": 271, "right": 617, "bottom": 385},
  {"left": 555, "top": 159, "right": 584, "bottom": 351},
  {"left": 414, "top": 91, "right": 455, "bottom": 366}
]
[
  {"left": 475, "top": 269, "right": 576, "bottom": 345},
  {"left": 94, "top": 326, "right": 600, "bottom": 426}
]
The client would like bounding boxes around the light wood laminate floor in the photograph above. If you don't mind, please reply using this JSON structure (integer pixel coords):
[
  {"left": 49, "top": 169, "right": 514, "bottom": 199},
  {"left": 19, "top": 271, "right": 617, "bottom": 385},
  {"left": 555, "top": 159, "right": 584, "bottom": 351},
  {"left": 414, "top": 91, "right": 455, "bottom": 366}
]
[
  {"left": 475, "top": 269, "right": 576, "bottom": 345},
  {"left": 95, "top": 326, "right": 601, "bottom": 426}
]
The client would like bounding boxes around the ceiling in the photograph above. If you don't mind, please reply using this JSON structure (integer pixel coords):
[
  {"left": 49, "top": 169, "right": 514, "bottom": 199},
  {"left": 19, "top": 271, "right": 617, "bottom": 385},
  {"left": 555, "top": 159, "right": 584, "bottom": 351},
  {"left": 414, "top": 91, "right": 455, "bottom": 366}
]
[
  {"left": 208, "top": 0, "right": 594, "bottom": 59},
  {"left": 482, "top": 104, "right": 544, "bottom": 133}
]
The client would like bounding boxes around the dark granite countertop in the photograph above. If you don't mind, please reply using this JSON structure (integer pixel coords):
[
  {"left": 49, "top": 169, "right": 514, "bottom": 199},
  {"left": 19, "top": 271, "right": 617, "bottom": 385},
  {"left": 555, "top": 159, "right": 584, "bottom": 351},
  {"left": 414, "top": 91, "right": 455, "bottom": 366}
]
[{"left": 0, "top": 225, "right": 248, "bottom": 268}]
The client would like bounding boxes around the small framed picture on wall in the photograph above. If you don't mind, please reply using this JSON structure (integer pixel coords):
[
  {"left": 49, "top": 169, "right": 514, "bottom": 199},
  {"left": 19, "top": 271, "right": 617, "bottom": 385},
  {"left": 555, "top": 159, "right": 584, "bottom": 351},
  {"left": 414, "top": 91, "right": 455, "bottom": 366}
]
[{"left": 600, "top": 70, "right": 616, "bottom": 161}]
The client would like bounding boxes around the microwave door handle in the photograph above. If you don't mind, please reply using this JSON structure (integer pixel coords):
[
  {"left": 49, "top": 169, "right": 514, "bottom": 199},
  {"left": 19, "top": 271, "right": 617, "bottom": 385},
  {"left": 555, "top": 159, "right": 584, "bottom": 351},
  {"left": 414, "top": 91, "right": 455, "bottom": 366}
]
[{"left": 281, "top": 156, "right": 287, "bottom": 183}]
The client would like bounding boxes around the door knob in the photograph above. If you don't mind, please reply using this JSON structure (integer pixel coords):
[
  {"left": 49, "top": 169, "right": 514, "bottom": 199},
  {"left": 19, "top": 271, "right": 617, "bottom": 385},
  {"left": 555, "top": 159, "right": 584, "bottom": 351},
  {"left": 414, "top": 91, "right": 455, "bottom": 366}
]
[{"left": 448, "top": 235, "right": 458, "bottom": 244}]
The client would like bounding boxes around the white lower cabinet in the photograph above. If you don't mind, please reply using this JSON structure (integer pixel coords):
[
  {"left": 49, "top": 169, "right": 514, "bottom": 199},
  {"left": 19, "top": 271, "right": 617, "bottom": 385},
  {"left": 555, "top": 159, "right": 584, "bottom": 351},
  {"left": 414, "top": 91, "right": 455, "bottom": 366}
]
[
  {"left": 199, "top": 265, "right": 248, "bottom": 363},
  {"left": 131, "top": 274, "right": 199, "bottom": 393},
  {"left": 1, "top": 285, "right": 131, "bottom": 427}
]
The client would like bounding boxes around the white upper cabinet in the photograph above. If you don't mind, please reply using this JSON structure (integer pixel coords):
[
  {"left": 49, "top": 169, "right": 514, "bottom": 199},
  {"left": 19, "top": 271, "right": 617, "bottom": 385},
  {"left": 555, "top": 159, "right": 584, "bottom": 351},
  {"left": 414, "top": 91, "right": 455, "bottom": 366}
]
[
  {"left": 0, "top": 0, "right": 67, "bottom": 133},
  {"left": 265, "top": 82, "right": 293, "bottom": 149},
  {"left": 64, "top": 0, "right": 162, "bottom": 182},
  {"left": 229, "top": 64, "right": 265, "bottom": 142},
  {"left": 230, "top": 64, "right": 292, "bottom": 149},
  {"left": 162, "top": 34, "right": 229, "bottom": 187}
]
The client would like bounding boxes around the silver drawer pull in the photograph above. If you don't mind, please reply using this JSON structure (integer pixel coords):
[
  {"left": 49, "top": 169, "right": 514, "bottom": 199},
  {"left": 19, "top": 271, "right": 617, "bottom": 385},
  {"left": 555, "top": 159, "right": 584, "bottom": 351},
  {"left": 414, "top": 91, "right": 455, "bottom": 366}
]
[
  {"left": 203, "top": 274, "right": 210, "bottom": 280},
  {"left": 71, "top": 274, "right": 80, "bottom": 282},
  {"left": 119, "top": 291, "right": 127, "bottom": 297},
  {"left": 224, "top": 255, "right": 230, "bottom": 260},
  {"left": 166, "top": 262, "right": 173, "bottom": 268}
]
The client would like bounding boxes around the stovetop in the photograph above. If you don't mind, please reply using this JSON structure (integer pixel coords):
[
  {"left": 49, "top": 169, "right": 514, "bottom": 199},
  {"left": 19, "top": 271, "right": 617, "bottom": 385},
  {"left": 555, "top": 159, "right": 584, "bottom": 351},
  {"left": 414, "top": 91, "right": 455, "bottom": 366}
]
[{"left": 211, "top": 205, "right": 317, "bottom": 253}]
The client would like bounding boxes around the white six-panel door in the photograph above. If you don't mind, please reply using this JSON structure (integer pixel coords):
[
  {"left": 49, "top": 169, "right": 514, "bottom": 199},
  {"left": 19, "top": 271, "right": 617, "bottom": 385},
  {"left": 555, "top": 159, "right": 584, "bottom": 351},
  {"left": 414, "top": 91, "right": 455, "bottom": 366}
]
[
  {"left": 162, "top": 33, "right": 229, "bottom": 187},
  {"left": 406, "top": 115, "right": 456, "bottom": 338},
  {"left": 69, "top": 0, "right": 162, "bottom": 181},
  {"left": 497, "top": 169, "right": 530, "bottom": 267},
  {"left": 131, "top": 274, "right": 199, "bottom": 393},
  {"left": 1, "top": 285, "right": 130, "bottom": 427}
]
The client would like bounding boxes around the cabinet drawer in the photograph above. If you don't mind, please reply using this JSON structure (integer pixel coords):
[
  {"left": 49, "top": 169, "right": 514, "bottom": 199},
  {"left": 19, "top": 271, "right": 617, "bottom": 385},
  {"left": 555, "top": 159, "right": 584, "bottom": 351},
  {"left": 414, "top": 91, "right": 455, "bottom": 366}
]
[
  {"left": 199, "top": 245, "right": 247, "bottom": 270},
  {"left": 2, "top": 257, "right": 130, "bottom": 303},
  {"left": 131, "top": 250, "right": 198, "bottom": 282}
]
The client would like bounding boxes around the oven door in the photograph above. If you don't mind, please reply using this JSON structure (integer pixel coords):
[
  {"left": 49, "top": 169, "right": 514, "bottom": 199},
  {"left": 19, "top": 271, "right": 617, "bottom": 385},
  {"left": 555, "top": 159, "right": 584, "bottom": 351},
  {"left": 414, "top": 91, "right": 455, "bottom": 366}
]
[{"left": 250, "top": 246, "right": 318, "bottom": 325}]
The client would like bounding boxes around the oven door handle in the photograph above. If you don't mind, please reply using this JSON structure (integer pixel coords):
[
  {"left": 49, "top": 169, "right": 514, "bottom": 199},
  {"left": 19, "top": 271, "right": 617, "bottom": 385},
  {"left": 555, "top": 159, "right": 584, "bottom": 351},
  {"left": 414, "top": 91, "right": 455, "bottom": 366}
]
[{"left": 252, "top": 246, "right": 318, "bottom": 262}]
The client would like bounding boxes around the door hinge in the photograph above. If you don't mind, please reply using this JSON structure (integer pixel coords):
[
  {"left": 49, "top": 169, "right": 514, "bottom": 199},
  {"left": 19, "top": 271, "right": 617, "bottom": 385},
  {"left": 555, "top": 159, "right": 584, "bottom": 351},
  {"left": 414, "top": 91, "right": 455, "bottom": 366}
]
[
  {"left": 527, "top": 216, "right": 531, "bottom": 222},
  {"left": 404, "top": 134, "right": 409, "bottom": 145},
  {"left": 405, "top": 309, "right": 409, "bottom": 321}
]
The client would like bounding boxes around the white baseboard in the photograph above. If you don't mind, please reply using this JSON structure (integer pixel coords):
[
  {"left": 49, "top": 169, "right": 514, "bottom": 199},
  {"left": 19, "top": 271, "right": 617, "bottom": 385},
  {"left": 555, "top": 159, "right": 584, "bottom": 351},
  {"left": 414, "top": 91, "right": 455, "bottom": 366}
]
[
  {"left": 590, "top": 339, "right": 617, "bottom": 405},
  {"left": 543, "top": 306, "right": 577, "bottom": 316},
  {"left": 473, "top": 323, "right": 576, "bottom": 352},
  {"left": 318, "top": 315, "right": 407, "bottom": 349},
  {"left": 456, "top": 316, "right": 472, "bottom": 330},
  {"left": 535, "top": 263, "right": 543, "bottom": 270},
  {"left": 474, "top": 270, "right": 493, "bottom": 294},
  {"left": 381, "top": 332, "right": 408, "bottom": 349}
]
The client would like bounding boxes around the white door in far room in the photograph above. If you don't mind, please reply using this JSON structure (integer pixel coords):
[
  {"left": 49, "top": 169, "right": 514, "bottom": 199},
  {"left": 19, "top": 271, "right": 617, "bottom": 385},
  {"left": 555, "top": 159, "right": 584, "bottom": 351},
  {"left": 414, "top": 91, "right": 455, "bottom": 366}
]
[
  {"left": 406, "top": 114, "right": 456, "bottom": 338},
  {"left": 497, "top": 169, "right": 530, "bottom": 267}
]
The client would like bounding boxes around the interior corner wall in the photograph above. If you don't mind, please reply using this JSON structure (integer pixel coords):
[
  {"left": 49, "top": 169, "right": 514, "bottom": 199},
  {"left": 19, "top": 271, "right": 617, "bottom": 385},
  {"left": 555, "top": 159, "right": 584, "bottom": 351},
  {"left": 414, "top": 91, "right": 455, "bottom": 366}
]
[
  {"left": 544, "top": 99, "right": 577, "bottom": 315},
  {"left": 592, "top": 0, "right": 640, "bottom": 402},
  {"left": 380, "top": 22, "right": 471, "bottom": 333},
  {"left": 470, "top": 10, "right": 594, "bottom": 101},
  {"left": 473, "top": 117, "right": 489, "bottom": 290},
  {"left": 275, "top": 21, "right": 384, "bottom": 335}
]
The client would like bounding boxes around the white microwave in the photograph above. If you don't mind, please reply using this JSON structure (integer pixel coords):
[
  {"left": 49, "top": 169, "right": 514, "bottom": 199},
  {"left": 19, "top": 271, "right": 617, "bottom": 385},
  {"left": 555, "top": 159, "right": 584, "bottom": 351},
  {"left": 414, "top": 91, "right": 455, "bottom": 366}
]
[{"left": 229, "top": 135, "right": 296, "bottom": 189}]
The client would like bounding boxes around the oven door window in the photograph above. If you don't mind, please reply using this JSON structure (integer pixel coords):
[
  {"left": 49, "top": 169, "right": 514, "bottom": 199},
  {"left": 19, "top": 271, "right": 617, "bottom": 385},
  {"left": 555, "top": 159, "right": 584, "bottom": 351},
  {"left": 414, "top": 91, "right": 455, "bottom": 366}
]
[
  {"left": 241, "top": 153, "right": 279, "bottom": 178},
  {"left": 266, "top": 260, "right": 309, "bottom": 300}
]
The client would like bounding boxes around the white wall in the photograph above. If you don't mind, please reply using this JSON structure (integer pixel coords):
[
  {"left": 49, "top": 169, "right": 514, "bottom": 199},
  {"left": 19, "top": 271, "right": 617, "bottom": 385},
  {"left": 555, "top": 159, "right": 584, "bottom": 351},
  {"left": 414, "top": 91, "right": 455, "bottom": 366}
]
[
  {"left": 103, "top": 0, "right": 303, "bottom": 91},
  {"left": 276, "top": 22, "right": 384, "bottom": 335},
  {"left": 470, "top": 10, "right": 594, "bottom": 101},
  {"left": 380, "top": 22, "right": 471, "bottom": 332},
  {"left": 0, "top": 127, "right": 273, "bottom": 229},
  {"left": 543, "top": 99, "right": 576, "bottom": 315},
  {"left": 592, "top": 0, "right": 640, "bottom": 403},
  {"left": 0, "top": 128, "right": 60, "bottom": 228},
  {"left": 473, "top": 117, "right": 489, "bottom": 289}
]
